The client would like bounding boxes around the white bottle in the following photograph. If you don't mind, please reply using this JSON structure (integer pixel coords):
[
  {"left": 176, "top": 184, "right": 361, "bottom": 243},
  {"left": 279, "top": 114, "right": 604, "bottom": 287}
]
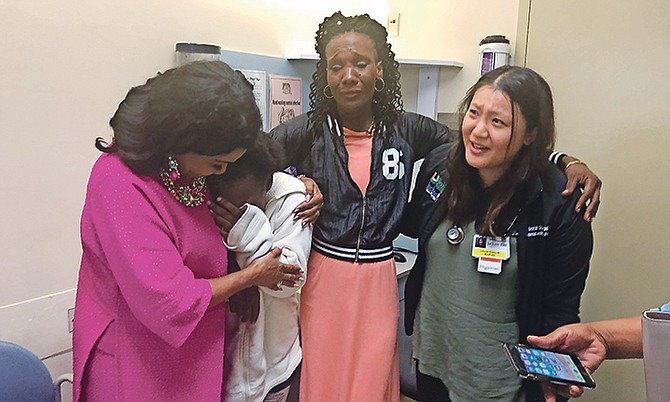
[{"left": 479, "top": 35, "right": 511, "bottom": 76}]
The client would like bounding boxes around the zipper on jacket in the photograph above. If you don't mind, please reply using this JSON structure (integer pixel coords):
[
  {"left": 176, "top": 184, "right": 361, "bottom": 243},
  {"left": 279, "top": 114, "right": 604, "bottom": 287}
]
[{"left": 354, "top": 195, "right": 367, "bottom": 262}]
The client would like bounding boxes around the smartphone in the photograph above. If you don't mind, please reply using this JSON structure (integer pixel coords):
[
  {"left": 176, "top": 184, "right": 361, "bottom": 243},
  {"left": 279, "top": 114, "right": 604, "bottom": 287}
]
[{"left": 503, "top": 343, "right": 596, "bottom": 388}]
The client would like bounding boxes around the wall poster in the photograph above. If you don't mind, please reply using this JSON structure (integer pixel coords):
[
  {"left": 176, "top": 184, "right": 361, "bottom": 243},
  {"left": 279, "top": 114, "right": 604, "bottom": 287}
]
[
  {"left": 239, "top": 69, "right": 268, "bottom": 131},
  {"left": 269, "top": 74, "right": 302, "bottom": 130}
]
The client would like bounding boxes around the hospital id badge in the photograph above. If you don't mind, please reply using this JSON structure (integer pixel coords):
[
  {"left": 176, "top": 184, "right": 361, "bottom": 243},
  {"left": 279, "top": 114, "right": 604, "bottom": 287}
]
[
  {"left": 477, "top": 257, "right": 503, "bottom": 275},
  {"left": 472, "top": 235, "right": 510, "bottom": 275},
  {"left": 472, "top": 235, "right": 510, "bottom": 260}
]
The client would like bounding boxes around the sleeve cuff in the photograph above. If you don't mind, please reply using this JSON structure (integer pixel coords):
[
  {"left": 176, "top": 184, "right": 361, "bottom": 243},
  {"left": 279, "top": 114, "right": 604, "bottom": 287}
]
[{"left": 549, "top": 151, "right": 567, "bottom": 168}]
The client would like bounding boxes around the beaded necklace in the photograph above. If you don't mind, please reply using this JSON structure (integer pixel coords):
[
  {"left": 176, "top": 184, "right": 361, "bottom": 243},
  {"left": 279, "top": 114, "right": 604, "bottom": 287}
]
[{"left": 160, "top": 156, "right": 207, "bottom": 207}]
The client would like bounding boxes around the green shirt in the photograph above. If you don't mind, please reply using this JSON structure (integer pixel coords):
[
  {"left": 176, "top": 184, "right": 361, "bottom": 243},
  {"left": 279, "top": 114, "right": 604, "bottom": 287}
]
[{"left": 414, "top": 219, "right": 523, "bottom": 401}]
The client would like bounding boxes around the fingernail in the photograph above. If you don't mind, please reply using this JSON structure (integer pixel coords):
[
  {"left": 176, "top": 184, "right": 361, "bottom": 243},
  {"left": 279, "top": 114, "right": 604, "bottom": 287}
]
[
  {"left": 217, "top": 197, "right": 222, "bottom": 202},
  {"left": 305, "top": 194, "right": 312, "bottom": 202}
]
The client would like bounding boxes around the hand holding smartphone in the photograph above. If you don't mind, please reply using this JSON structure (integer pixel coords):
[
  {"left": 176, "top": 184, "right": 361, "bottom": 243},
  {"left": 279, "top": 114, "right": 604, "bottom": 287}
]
[{"left": 504, "top": 343, "right": 596, "bottom": 388}]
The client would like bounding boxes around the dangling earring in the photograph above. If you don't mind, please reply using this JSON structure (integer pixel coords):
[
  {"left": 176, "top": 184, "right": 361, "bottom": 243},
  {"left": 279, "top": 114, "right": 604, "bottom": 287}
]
[
  {"left": 323, "top": 85, "right": 334, "bottom": 99},
  {"left": 166, "top": 156, "right": 180, "bottom": 181},
  {"left": 374, "top": 78, "right": 386, "bottom": 92}
]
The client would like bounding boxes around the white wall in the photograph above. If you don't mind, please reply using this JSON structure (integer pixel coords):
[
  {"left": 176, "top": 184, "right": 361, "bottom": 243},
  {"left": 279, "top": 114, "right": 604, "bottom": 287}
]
[
  {"left": 393, "top": 0, "right": 521, "bottom": 112},
  {"left": 0, "top": 0, "right": 518, "bottom": 398},
  {"left": 393, "top": 0, "right": 521, "bottom": 114},
  {"left": 518, "top": 1, "right": 670, "bottom": 400}
]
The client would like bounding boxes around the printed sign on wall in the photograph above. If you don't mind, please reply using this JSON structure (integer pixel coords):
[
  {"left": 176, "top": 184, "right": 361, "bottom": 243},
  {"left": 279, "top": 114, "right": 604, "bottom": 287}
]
[
  {"left": 240, "top": 69, "right": 268, "bottom": 131},
  {"left": 269, "top": 75, "right": 302, "bottom": 130}
]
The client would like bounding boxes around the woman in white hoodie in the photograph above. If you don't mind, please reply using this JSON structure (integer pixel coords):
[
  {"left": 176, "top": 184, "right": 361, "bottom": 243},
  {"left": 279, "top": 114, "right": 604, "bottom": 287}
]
[{"left": 207, "top": 134, "right": 313, "bottom": 402}]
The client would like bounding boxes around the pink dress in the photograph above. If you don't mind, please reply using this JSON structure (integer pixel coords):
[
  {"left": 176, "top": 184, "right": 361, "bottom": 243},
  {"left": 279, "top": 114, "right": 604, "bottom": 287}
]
[
  {"left": 299, "top": 128, "right": 401, "bottom": 401},
  {"left": 73, "top": 153, "right": 229, "bottom": 401}
]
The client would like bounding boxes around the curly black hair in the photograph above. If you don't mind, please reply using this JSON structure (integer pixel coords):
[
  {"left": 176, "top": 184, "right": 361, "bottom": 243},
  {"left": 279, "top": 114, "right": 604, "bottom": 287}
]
[
  {"left": 310, "top": 12, "right": 403, "bottom": 130},
  {"left": 206, "top": 133, "right": 285, "bottom": 199},
  {"left": 96, "top": 61, "right": 261, "bottom": 174}
]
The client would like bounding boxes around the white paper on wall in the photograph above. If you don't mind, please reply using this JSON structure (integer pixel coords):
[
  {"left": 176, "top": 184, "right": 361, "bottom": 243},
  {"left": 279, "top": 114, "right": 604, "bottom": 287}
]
[
  {"left": 269, "top": 75, "right": 302, "bottom": 130},
  {"left": 240, "top": 69, "right": 268, "bottom": 131}
]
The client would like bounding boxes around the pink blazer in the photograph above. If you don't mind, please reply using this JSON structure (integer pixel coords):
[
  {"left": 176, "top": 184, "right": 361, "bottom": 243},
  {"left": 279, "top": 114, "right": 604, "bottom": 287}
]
[{"left": 73, "top": 153, "right": 229, "bottom": 401}]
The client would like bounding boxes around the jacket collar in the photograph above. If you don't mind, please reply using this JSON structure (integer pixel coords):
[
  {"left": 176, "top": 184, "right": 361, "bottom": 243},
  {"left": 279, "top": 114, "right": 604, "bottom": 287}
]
[
  {"left": 326, "top": 114, "right": 386, "bottom": 137},
  {"left": 493, "top": 173, "right": 545, "bottom": 235}
]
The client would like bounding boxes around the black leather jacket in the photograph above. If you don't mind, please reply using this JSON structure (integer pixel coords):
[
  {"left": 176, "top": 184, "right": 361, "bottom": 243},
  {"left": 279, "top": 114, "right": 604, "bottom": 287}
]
[
  {"left": 271, "top": 112, "right": 450, "bottom": 262},
  {"left": 402, "top": 143, "right": 593, "bottom": 401}
]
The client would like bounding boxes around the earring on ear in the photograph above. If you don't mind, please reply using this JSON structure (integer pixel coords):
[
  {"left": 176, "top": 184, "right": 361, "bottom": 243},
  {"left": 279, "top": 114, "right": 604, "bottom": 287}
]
[
  {"left": 323, "top": 85, "right": 334, "bottom": 99},
  {"left": 167, "top": 156, "right": 181, "bottom": 181},
  {"left": 374, "top": 78, "right": 386, "bottom": 92}
]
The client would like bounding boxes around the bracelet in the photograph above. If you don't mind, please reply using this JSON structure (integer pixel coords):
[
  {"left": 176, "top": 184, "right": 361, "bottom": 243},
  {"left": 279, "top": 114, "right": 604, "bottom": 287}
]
[{"left": 564, "top": 160, "right": 587, "bottom": 170}]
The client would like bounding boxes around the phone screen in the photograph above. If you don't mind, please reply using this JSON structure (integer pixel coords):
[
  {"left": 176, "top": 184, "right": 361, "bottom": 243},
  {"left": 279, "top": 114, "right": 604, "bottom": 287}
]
[
  {"left": 504, "top": 343, "right": 595, "bottom": 388},
  {"left": 516, "top": 345, "right": 585, "bottom": 382}
]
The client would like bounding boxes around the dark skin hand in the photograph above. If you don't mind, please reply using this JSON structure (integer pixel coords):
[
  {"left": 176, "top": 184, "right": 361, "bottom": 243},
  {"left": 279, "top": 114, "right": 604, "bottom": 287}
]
[
  {"left": 207, "top": 247, "right": 302, "bottom": 308},
  {"left": 208, "top": 197, "right": 245, "bottom": 239},
  {"left": 293, "top": 176, "right": 323, "bottom": 226},
  {"left": 561, "top": 156, "right": 602, "bottom": 222},
  {"left": 246, "top": 247, "right": 303, "bottom": 290}
]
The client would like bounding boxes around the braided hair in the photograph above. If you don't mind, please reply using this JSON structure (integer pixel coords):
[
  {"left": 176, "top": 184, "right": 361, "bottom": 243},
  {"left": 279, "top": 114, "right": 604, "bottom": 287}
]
[{"left": 310, "top": 12, "right": 403, "bottom": 130}]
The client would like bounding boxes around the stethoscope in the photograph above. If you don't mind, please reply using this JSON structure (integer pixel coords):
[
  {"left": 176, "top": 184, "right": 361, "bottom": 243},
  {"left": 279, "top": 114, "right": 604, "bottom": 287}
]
[{"left": 446, "top": 208, "right": 521, "bottom": 245}]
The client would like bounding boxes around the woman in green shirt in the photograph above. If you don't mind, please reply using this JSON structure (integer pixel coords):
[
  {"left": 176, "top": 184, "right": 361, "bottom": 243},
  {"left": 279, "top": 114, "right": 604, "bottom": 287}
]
[{"left": 404, "top": 66, "right": 593, "bottom": 401}]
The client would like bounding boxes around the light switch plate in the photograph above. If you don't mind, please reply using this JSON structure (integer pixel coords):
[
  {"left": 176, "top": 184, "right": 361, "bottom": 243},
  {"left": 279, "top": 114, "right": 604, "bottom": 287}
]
[{"left": 387, "top": 13, "right": 400, "bottom": 37}]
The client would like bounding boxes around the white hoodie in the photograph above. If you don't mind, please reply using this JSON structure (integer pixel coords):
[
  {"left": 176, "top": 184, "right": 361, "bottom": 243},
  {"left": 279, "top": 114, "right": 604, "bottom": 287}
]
[{"left": 223, "top": 172, "right": 313, "bottom": 402}]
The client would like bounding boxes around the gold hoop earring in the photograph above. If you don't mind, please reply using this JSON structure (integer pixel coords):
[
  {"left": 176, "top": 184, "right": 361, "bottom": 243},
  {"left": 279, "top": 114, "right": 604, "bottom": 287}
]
[
  {"left": 374, "top": 78, "right": 386, "bottom": 92},
  {"left": 323, "top": 85, "right": 334, "bottom": 99}
]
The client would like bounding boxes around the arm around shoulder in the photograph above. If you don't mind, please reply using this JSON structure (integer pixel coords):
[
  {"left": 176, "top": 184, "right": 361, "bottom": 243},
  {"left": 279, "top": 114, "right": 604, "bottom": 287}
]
[{"left": 399, "top": 112, "right": 453, "bottom": 159}]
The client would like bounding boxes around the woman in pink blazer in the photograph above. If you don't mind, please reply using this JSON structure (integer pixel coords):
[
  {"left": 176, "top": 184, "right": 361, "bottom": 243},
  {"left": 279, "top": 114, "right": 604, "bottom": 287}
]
[{"left": 73, "top": 61, "right": 304, "bottom": 401}]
